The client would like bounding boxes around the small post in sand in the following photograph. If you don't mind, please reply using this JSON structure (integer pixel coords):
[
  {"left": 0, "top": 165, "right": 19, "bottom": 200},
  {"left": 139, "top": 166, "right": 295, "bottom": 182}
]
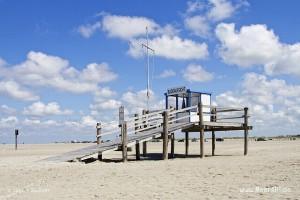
[
  {"left": 162, "top": 110, "right": 169, "bottom": 160},
  {"left": 198, "top": 103, "right": 204, "bottom": 158},
  {"left": 170, "top": 132, "right": 175, "bottom": 158},
  {"left": 96, "top": 122, "right": 102, "bottom": 161},
  {"left": 244, "top": 107, "right": 249, "bottom": 155},
  {"left": 134, "top": 113, "right": 140, "bottom": 160},
  {"left": 121, "top": 122, "right": 128, "bottom": 162},
  {"left": 15, "top": 129, "right": 19, "bottom": 150}
]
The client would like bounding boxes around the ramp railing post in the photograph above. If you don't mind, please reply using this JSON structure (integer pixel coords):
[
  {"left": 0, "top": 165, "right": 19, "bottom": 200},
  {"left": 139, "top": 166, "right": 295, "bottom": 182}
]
[
  {"left": 211, "top": 108, "right": 216, "bottom": 156},
  {"left": 142, "top": 110, "right": 148, "bottom": 157},
  {"left": 244, "top": 107, "right": 249, "bottom": 156},
  {"left": 198, "top": 103, "right": 204, "bottom": 158},
  {"left": 134, "top": 113, "right": 140, "bottom": 160},
  {"left": 162, "top": 110, "right": 169, "bottom": 160},
  {"left": 96, "top": 122, "right": 102, "bottom": 161},
  {"left": 121, "top": 121, "right": 128, "bottom": 162}
]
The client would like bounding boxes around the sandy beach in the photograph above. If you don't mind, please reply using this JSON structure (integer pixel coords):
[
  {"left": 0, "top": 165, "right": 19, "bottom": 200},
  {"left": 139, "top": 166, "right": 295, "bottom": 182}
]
[{"left": 0, "top": 139, "right": 299, "bottom": 200}]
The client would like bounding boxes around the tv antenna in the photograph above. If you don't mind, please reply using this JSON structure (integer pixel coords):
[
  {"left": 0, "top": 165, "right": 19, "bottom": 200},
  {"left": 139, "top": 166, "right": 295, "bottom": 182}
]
[{"left": 142, "top": 26, "right": 155, "bottom": 110}]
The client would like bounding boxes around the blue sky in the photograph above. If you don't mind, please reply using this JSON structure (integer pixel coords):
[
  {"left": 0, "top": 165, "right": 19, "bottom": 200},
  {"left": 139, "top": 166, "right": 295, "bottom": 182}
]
[{"left": 1, "top": 0, "right": 300, "bottom": 143}]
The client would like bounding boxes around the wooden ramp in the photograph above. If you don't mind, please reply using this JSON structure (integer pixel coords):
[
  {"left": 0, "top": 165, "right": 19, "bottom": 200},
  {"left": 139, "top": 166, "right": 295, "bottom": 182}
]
[{"left": 45, "top": 122, "right": 193, "bottom": 162}]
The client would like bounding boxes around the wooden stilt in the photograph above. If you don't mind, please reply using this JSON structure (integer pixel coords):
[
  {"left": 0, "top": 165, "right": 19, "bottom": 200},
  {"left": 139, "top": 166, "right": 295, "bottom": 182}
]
[
  {"left": 185, "top": 132, "right": 189, "bottom": 157},
  {"left": 142, "top": 110, "right": 147, "bottom": 157},
  {"left": 162, "top": 111, "right": 169, "bottom": 160},
  {"left": 96, "top": 122, "right": 102, "bottom": 161},
  {"left": 198, "top": 103, "right": 204, "bottom": 158},
  {"left": 212, "top": 131, "right": 215, "bottom": 156},
  {"left": 244, "top": 107, "right": 248, "bottom": 155},
  {"left": 121, "top": 122, "right": 128, "bottom": 162},
  {"left": 134, "top": 114, "right": 140, "bottom": 160},
  {"left": 171, "top": 132, "right": 175, "bottom": 158}
]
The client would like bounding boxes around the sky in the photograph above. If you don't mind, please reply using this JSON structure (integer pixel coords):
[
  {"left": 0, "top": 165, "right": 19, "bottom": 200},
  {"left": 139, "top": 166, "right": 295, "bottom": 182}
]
[{"left": 0, "top": 0, "right": 300, "bottom": 143}]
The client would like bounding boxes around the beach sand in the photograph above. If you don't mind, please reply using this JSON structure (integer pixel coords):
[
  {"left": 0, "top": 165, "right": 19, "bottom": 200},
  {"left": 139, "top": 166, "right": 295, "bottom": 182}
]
[{"left": 0, "top": 139, "right": 299, "bottom": 199}]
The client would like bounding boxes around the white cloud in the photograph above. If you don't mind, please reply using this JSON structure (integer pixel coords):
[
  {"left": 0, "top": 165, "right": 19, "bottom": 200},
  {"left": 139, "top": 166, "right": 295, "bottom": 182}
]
[
  {"left": 101, "top": 14, "right": 177, "bottom": 40},
  {"left": 216, "top": 73, "right": 300, "bottom": 135},
  {"left": 186, "top": 1, "right": 205, "bottom": 13},
  {"left": 0, "top": 105, "right": 16, "bottom": 115},
  {"left": 0, "top": 80, "right": 39, "bottom": 101},
  {"left": 216, "top": 23, "right": 300, "bottom": 76},
  {"left": 121, "top": 89, "right": 164, "bottom": 114},
  {"left": 0, "top": 116, "right": 18, "bottom": 128},
  {"left": 81, "top": 115, "right": 97, "bottom": 127},
  {"left": 207, "top": 0, "right": 236, "bottom": 21},
  {"left": 184, "top": 15, "right": 210, "bottom": 38},
  {"left": 128, "top": 35, "right": 208, "bottom": 60},
  {"left": 90, "top": 99, "right": 122, "bottom": 111},
  {"left": 23, "top": 101, "right": 73, "bottom": 116},
  {"left": 1, "top": 51, "right": 118, "bottom": 94},
  {"left": 77, "top": 22, "right": 101, "bottom": 38},
  {"left": 183, "top": 64, "right": 213, "bottom": 82},
  {"left": 156, "top": 69, "right": 176, "bottom": 79}
]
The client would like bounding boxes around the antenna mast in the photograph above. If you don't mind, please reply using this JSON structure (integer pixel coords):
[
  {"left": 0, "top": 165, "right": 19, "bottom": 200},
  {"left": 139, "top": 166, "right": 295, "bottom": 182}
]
[{"left": 142, "top": 26, "right": 155, "bottom": 110}]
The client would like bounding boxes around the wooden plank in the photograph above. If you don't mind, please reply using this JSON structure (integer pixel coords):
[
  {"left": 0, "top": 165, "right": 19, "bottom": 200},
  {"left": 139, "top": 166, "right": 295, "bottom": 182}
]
[{"left": 134, "top": 114, "right": 140, "bottom": 160}]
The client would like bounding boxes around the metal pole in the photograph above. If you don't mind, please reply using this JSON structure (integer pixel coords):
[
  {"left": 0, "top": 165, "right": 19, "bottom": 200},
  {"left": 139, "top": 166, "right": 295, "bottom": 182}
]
[{"left": 15, "top": 129, "right": 18, "bottom": 150}]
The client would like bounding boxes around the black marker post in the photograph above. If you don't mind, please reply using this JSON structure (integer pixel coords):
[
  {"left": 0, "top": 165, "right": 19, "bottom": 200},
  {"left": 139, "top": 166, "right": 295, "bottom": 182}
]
[{"left": 15, "top": 129, "right": 19, "bottom": 150}]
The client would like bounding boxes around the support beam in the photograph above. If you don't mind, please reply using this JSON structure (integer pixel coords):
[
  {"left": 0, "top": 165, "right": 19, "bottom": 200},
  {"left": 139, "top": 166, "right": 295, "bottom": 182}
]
[
  {"left": 212, "top": 131, "right": 215, "bottom": 156},
  {"left": 211, "top": 108, "right": 216, "bottom": 156},
  {"left": 162, "top": 110, "right": 169, "bottom": 160},
  {"left": 185, "top": 132, "right": 189, "bottom": 157},
  {"left": 170, "top": 132, "right": 175, "bottom": 158},
  {"left": 15, "top": 129, "right": 19, "bottom": 150},
  {"left": 134, "top": 114, "right": 140, "bottom": 160},
  {"left": 142, "top": 110, "right": 148, "bottom": 157},
  {"left": 244, "top": 107, "right": 249, "bottom": 156},
  {"left": 198, "top": 103, "right": 204, "bottom": 158},
  {"left": 96, "top": 123, "right": 102, "bottom": 161},
  {"left": 121, "top": 122, "right": 128, "bottom": 162}
]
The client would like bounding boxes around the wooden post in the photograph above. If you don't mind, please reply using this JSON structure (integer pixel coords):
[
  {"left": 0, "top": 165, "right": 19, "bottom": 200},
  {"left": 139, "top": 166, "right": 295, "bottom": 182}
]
[
  {"left": 134, "top": 114, "right": 140, "bottom": 160},
  {"left": 96, "top": 122, "right": 102, "bottom": 161},
  {"left": 198, "top": 103, "right": 204, "bottom": 158},
  {"left": 211, "top": 108, "right": 216, "bottom": 156},
  {"left": 121, "top": 122, "right": 128, "bottom": 162},
  {"left": 244, "top": 107, "right": 248, "bottom": 156},
  {"left": 15, "top": 129, "right": 19, "bottom": 150},
  {"left": 142, "top": 110, "right": 147, "bottom": 157},
  {"left": 185, "top": 132, "right": 189, "bottom": 157},
  {"left": 171, "top": 132, "right": 175, "bottom": 158},
  {"left": 162, "top": 110, "right": 169, "bottom": 160}
]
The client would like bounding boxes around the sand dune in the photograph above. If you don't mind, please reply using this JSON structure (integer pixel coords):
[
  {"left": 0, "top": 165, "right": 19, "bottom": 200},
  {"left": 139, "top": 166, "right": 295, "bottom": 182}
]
[{"left": 0, "top": 139, "right": 299, "bottom": 199}]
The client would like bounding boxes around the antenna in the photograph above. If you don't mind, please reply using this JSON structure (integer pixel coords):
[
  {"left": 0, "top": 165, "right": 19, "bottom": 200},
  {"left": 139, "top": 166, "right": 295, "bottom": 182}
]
[{"left": 142, "top": 26, "right": 155, "bottom": 110}]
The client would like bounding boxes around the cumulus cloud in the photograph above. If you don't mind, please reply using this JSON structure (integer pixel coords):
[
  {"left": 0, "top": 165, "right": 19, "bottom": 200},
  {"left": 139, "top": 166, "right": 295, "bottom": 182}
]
[
  {"left": 215, "top": 23, "right": 300, "bottom": 76},
  {"left": 183, "top": 64, "right": 213, "bottom": 82},
  {"left": 184, "top": 15, "right": 210, "bottom": 38},
  {"left": 156, "top": 69, "right": 176, "bottom": 79},
  {"left": 184, "top": 0, "right": 247, "bottom": 38},
  {"left": 1, "top": 51, "right": 118, "bottom": 94},
  {"left": 216, "top": 73, "right": 300, "bottom": 135},
  {"left": 77, "top": 22, "right": 101, "bottom": 38},
  {"left": 207, "top": 0, "right": 236, "bottom": 22},
  {"left": 0, "top": 116, "right": 18, "bottom": 128},
  {"left": 128, "top": 35, "right": 208, "bottom": 60},
  {"left": 102, "top": 14, "right": 160, "bottom": 40},
  {"left": 0, "top": 80, "right": 39, "bottom": 101},
  {"left": 0, "top": 105, "right": 16, "bottom": 115},
  {"left": 23, "top": 101, "right": 73, "bottom": 116}
]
